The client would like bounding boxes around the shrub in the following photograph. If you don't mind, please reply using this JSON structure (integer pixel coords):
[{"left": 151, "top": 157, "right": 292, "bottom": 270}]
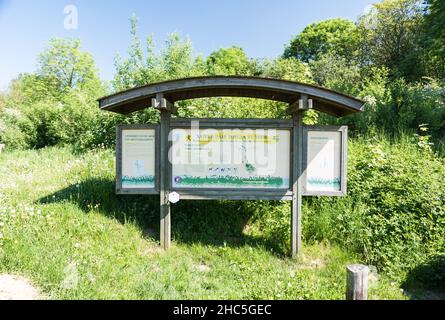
[{"left": 303, "top": 133, "right": 445, "bottom": 279}]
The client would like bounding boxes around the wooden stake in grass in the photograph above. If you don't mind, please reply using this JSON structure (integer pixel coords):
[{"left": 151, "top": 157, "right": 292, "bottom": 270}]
[{"left": 346, "top": 264, "right": 369, "bottom": 300}]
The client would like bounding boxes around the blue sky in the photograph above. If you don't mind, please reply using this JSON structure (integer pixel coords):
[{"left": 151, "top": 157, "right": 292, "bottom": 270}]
[{"left": 0, "top": 0, "right": 377, "bottom": 89}]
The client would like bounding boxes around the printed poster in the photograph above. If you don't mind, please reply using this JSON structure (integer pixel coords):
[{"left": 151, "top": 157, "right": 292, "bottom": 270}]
[
  {"left": 121, "top": 129, "right": 156, "bottom": 189},
  {"left": 306, "top": 131, "right": 342, "bottom": 192},
  {"left": 171, "top": 128, "right": 290, "bottom": 189}
]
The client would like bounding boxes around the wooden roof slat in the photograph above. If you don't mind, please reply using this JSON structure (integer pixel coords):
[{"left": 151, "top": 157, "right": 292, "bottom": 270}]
[{"left": 98, "top": 76, "right": 365, "bottom": 117}]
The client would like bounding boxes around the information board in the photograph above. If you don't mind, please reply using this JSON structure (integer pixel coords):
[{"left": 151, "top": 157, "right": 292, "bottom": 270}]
[
  {"left": 170, "top": 127, "right": 291, "bottom": 190},
  {"left": 303, "top": 126, "right": 347, "bottom": 196},
  {"left": 116, "top": 125, "right": 158, "bottom": 194}
]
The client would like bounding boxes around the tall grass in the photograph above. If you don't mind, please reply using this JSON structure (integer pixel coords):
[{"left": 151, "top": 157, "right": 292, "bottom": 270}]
[{"left": 0, "top": 146, "right": 407, "bottom": 299}]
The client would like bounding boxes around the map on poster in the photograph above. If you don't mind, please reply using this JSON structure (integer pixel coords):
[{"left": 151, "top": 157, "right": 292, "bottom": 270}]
[
  {"left": 171, "top": 128, "right": 290, "bottom": 189},
  {"left": 306, "top": 131, "right": 342, "bottom": 192},
  {"left": 121, "top": 129, "right": 156, "bottom": 189}
]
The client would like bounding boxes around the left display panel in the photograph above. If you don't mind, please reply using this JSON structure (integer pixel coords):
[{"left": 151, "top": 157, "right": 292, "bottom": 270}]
[{"left": 116, "top": 125, "right": 159, "bottom": 194}]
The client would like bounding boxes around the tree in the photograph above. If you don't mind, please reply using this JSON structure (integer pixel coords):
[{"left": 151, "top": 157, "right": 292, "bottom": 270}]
[
  {"left": 113, "top": 15, "right": 205, "bottom": 91},
  {"left": 422, "top": 0, "right": 445, "bottom": 79},
  {"left": 283, "top": 18, "right": 359, "bottom": 62},
  {"left": 424, "top": 0, "right": 445, "bottom": 46},
  {"left": 0, "top": 37, "right": 106, "bottom": 150},
  {"left": 206, "top": 46, "right": 257, "bottom": 76},
  {"left": 262, "top": 57, "right": 309, "bottom": 82},
  {"left": 357, "top": 0, "right": 424, "bottom": 79},
  {"left": 310, "top": 53, "right": 362, "bottom": 95},
  {"left": 37, "top": 38, "right": 99, "bottom": 92}
]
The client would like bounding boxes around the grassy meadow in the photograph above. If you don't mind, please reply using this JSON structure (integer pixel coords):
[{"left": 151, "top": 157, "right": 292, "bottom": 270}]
[{"left": 0, "top": 147, "right": 406, "bottom": 300}]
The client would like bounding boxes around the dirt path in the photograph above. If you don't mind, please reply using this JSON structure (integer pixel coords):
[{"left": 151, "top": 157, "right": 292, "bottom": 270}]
[{"left": 0, "top": 274, "right": 41, "bottom": 300}]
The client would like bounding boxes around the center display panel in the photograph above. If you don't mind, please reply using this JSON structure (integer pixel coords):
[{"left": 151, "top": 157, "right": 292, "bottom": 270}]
[{"left": 170, "top": 126, "right": 291, "bottom": 190}]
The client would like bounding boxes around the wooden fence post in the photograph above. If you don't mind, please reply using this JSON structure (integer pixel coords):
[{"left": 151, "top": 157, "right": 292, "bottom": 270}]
[{"left": 346, "top": 264, "right": 369, "bottom": 300}]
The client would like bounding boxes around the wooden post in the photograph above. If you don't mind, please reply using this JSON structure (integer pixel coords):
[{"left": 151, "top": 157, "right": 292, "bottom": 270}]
[
  {"left": 346, "top": 264, "right": 369, "bottom": 300},
  {"left": 154, "top": 94, "right": 173, "bottom": 250},
  {"left": 290, "top": 95, "right": 308, "bottom": 258}
]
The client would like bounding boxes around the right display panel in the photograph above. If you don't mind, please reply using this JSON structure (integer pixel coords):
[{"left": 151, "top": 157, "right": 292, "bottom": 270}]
[{"left": 303, "top": 126, "right": 348, "bottom": 196}]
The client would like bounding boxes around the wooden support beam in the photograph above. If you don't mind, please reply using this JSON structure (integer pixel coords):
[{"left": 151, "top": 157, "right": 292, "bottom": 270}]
[
  {"left": 152, "top": 97, "right": 178, "bottom": 115},
  {"left": 290, "top": 96, "right": 306, "bottom": 258},
  {"left": 156, "top": 93, "right": 172, "bottom": 250},
  {"left": 287, "top": 95, "right": 313, "bottom": 115},
  {"left": 346, "top": 265, "right": 369, "bottom": 300}
]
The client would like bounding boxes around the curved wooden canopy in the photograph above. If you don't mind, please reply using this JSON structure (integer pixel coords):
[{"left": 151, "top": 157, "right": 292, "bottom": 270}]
[{"left": 98, "top": 76, "right": 365, "bottom": 117}]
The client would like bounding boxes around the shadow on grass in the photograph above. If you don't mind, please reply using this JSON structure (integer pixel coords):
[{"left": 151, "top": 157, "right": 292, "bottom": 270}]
[
  {"left": 37, "top": 177, "right": 289, "bottom": 256},
  {"left": 402, "top": 254, "right": 445, "bottom": 300}
]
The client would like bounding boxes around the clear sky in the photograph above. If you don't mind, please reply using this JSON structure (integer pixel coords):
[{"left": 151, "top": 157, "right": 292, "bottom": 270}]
[{"left": 0, "top": 0, "right": 377, "bottom": 89}]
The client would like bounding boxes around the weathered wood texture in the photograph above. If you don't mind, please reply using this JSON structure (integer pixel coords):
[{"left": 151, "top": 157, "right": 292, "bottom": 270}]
[
  {"left": 157, "top": 94, "right": 172, "bottom": 250},
  {"left": 290, "top": 98, "right": 305, "bottom": 258},
  {"left": 98, "top": 76, "right": 365, "bottom": 117},
  {"left": 346, "top": 264, "right": 369, "bottom": 300},
  {"left": 170, "top": 118, "right": 294, "bottom": 128}
]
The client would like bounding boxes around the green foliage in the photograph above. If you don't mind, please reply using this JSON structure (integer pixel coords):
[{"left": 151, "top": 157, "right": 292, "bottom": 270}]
[
  {"left": 38, "top": 38, "right": 100, "bottom": 93},
  {"left": 262, "top": 57, "right": 310, "bottom": 82},
  {"left": 0, "top": 39, "right": 106, "bottom": 150},
  {"left": 111, "top": 16, "right": 311, "bottom": 125},
  {"left": 113, "top": 16, "right": 205, "bottom": 91},
  {"left": 283, "top": 18, "right": 359, "bottom": 62},
  {"left": 0, "top": 147, "right": 406, "bottom": 300},
  {"left": 310, "top": 53, "right": 363, "bottom": 96},
  {"left": 207, "top": 46, "right": 258, "bottom": 76},
  {"left": 424, "top": 0, "right": 445, "bottom": 44},
  {"left": 421, "top": 0, "right": 445, "bottom": 80},
  {"left": 0, "top": 10, "right": 444, "bottom": 296},
  {"left": 357, "top": 0, "right": 424, "bottom": 80},
  {"left": 375, "top": 79, "right": 445, "bottom": 141},
  {"left": 309, "top": 53, "right": 392, "bottom": 134},
  {"left": 303, "top": 135, "right": 445, "bottom": 280}
]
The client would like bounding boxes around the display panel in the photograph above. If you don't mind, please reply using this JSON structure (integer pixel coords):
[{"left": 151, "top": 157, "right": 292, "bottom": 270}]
[
  {"left": 303, "top": 126, "right": 347, "bottom": 196},
  {"left": 170, "top": 127, "right": 291, "bottom": 190},
  {"left": 116, "top": 125, "right": 158, "bottom": 194}
]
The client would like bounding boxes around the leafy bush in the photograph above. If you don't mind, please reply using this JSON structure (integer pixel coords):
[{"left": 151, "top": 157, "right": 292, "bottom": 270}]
[
  {"left": 303, "top": 134, "right": 445, "bottom": 279},
  {"left": 0, "top": 107, "right": 34, "bottom": 149},
  {"left": 381, "top": 79, "right": 445, "bottom": 142}
]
